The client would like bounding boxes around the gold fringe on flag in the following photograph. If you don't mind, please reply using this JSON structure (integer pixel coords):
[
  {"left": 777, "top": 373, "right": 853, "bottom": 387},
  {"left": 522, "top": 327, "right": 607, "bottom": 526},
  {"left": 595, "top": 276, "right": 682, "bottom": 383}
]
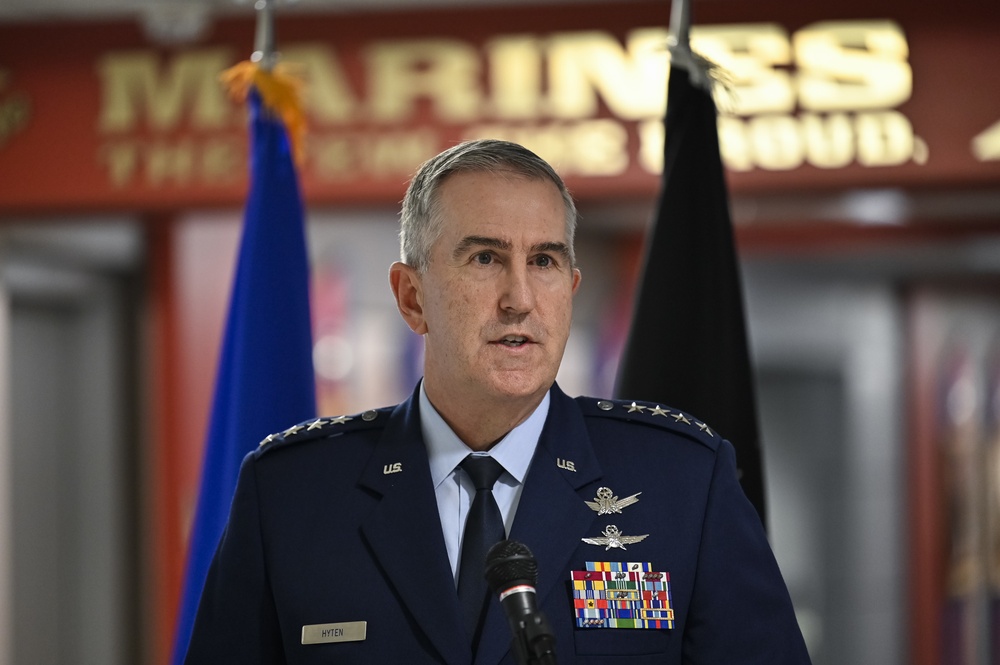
[{"left": 220, "top": 61, "right": 306, "bottom": 167}]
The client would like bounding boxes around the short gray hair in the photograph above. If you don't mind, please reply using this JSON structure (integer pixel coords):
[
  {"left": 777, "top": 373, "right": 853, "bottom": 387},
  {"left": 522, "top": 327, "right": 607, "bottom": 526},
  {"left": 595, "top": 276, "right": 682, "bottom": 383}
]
[{"left": 399, "top": 139, "right": 578, "bottom": 273}]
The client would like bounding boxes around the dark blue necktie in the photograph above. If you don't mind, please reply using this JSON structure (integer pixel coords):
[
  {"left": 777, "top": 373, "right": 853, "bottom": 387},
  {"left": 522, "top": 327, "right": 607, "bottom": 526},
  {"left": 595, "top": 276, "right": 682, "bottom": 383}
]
[{"left": 457, "top": 455, "right": 506, "bottom": 650}]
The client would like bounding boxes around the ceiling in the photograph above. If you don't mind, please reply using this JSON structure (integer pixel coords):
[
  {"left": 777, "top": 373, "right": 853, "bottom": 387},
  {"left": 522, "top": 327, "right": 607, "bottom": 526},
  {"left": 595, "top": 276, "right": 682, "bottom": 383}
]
[
  {"left": 0, "top": 0, "right": 578, "bottom": 22},
  {"left": 0, "top": 0, "right": 600, "bottom": 45},
  {"left": 0, "top": 0, "right": 597, "bottom": 43}
]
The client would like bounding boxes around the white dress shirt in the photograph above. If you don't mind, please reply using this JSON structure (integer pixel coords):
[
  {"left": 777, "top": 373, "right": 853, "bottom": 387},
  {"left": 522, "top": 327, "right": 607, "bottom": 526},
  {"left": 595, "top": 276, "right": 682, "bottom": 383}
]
[{"left": 419, "top": 382, "right": 549, "bottom": 584}]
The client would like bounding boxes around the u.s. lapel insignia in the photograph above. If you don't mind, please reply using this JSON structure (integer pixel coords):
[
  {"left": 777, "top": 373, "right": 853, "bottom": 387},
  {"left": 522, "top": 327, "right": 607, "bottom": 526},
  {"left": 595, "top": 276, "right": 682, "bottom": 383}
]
[
  {"left": 585, "top": 487, "right": 641, "bottom": 515},
  {"left": 582, "top": 525, "right": 649, "bottom": 551},
  {"left": 557, "top": 458, "right": 577, "bottom": 472}
]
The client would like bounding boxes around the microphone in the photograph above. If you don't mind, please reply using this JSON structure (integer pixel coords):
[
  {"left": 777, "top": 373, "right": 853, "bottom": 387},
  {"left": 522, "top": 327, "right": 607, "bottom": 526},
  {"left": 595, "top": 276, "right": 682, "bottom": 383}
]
[{"left": 485, "top": 540, "right": 557, "bottom": 665}]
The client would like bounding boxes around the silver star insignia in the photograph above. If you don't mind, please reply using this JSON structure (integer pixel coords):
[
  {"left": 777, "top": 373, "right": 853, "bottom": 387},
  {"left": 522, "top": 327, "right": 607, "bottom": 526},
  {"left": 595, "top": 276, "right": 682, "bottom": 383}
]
[
  {"left": 670, "top": 412, "right": 691, "bottom": 425},
  {"left": 581, "top": 525, "right": 649, "bottom": 551},
  {"left": 697, "top": 422, "right": 714, "bottom": 437},
  {"left": 650, "top": 405, "right": 670, "bottom": 417},
  {"left": 258, "top": 433, "right": 278, "bottom": 447},
  {"left": 328, "top": 415, "right": 353, "bottom": 425},
  {"left": 585, "top": 486, "right": 642, "bottom": 515},
  {"left": 306, "top": 418, "right": 327, "bottom": 431},
  {"left": 626, "top": 401, "right": 647, "bottom": 413},
  {"left": 282, "top": 424, "right": 305, "bottom": 437}
]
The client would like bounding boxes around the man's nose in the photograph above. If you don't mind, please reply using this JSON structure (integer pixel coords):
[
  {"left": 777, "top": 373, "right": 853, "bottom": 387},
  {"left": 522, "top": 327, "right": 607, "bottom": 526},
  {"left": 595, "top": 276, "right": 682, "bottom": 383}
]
[{"left": 499, "top": 263, "right": 536, "bottom": 314}]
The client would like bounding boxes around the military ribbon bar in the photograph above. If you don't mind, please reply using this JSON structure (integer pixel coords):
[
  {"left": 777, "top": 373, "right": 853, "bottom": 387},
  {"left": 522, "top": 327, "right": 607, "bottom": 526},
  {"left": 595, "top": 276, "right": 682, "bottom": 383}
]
[{"left": 570, "top": 562, "right": 674, "bottom": 629}]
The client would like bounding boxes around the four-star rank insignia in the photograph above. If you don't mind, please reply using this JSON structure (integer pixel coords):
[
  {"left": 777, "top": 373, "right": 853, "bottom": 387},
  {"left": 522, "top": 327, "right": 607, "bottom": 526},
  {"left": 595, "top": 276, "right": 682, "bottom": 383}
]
[
  {"left": 585, "top": 486, "right": 641, "bottom": 515},
  {"left": 582, "top": 525, "right": 649, "bottom": 551}
]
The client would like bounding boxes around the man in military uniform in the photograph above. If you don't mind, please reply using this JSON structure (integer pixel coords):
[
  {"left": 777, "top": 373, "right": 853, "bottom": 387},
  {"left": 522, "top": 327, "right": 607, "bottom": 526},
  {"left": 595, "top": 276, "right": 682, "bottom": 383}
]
[{"left": 185, "top": 139, "right": 811, "bottom": 664}]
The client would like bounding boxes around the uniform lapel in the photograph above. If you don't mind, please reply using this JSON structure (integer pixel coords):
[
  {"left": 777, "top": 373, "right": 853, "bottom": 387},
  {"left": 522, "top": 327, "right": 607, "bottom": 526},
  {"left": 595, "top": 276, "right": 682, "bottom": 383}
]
[
  {"left": 475, "top": 385, "right": 602, "bottom": 665},
  {"left": 358, "top": 392, "right": 471, "bottom": 665}
]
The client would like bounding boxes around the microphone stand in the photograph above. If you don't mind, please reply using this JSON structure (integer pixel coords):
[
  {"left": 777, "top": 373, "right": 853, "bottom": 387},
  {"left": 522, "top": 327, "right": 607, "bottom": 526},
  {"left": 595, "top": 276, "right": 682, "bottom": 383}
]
[{"left": 510, "top": 614, "right": 557, "bottom": 665}]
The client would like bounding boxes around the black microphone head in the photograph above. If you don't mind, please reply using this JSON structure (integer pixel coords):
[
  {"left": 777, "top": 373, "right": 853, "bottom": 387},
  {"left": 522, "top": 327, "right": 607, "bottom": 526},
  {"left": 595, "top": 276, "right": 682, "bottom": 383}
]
[{"left": 485, "top": 540, "right": 538, "bottom": 594}]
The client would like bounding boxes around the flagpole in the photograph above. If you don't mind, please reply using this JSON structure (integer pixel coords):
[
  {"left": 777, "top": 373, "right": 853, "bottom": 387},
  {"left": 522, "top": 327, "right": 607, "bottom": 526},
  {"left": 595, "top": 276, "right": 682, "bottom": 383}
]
[
  {"left": 669, "top": 0, "right": 691, "bottom": 51},
  {"left": 667, "top": 0, "right": 710, "bottom": 92},
  {"left": 252, "top": 0, "right": 277, "bottom": 71}
]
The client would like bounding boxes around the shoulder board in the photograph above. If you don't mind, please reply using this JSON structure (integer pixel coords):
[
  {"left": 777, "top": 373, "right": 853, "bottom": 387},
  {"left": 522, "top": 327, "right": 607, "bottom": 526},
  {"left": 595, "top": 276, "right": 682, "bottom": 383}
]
[
  {"left": 255, "top": 405, "right": 395, "bottom": 456},
  {"left": 575, "top": 396, "right": 721, "bottom": 450}
]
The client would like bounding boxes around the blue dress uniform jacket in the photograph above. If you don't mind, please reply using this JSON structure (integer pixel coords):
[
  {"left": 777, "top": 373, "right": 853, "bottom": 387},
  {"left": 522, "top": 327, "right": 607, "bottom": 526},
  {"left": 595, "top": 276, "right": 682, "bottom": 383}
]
[{"left": 185, "top": 383, "right": 810, "bottom": 664}]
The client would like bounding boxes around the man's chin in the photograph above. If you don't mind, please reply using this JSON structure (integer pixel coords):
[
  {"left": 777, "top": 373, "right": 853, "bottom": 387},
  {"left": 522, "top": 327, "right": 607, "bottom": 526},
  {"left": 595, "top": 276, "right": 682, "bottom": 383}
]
[{"left": 485, "top": 374, "right": 555, "bottom": 403}]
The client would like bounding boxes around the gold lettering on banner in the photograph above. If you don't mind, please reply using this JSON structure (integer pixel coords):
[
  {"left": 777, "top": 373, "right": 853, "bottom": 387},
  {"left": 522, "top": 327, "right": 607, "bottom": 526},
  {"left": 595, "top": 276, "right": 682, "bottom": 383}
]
[
  {"left": 748, "top": 114, "right": 805, "bottom": 171},
  {"left": 366, "top": 39, "right": 482, "bottom": 122},
  {"left": 0, "top": 69, "right": 31, "bottom": 148},
  {"left": 545, "top": 29, "right": 668, "bottom": 121},
  {"left": 100, "top": 142, "right": 141, "bottom": 187},
  {"left": 96, "top": 48, "right": 235, "bottom": 132},
  {"left": 800, "top": 113, "right": 854, "bottom": 169},
  {"left": 89, "top": 19, "right": 925, "bottom": 188},
  {"left": 99, "top": 137, "right": 245, "bottom": 187},
  {"left": 282, "top": 44, "right": 358, "bottom": 124},
  {"left": 200, "top": 137, "right": 244, "bottom": 181},
  {"left": 310, "top": 129, "right": 437, "bottom": 181},
  {"left": 641, "top": 110, "right": 924, "bottom": 174},
  {"left": 486, "top": 35, "right": 543, "bottom": 120},
  {"left": 972, "top": 119, "right": 1000, "bottom": 162},
  {"left": 637, "top": 120, "right": 665, "bottom": 174},
  {"left": 855, "top": 110, "right": 916, "bottom": 167},
  {"left": 146, "top": 140, "right": 196, "bottom": 184},
  {"left": 690, "top": 24, "right": 795, "bottom": 115},
  {"left": 684, "top": 20, "right": 921, "bottom": 172},
  {"left": 794, "top": 20, "right": 911, "bottom": 111},
  {"left": 688, "top": 21, "right": 912, "bottom": 114},
  {"left": 464, "top": 119, "right": 628, "bottom": 177}
]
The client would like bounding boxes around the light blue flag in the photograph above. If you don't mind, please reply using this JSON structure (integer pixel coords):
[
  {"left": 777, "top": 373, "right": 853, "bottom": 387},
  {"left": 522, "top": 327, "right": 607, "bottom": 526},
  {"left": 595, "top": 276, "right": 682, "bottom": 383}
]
[{"left": 171, "top": 86, "right": 316, "bottom": 664}]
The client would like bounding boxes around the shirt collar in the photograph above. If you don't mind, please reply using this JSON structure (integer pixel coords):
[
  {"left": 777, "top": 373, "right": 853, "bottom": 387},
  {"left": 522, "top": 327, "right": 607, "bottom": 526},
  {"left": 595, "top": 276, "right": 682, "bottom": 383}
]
[{"left": 421, "top": 382, "right": 549, "bottom": 489}]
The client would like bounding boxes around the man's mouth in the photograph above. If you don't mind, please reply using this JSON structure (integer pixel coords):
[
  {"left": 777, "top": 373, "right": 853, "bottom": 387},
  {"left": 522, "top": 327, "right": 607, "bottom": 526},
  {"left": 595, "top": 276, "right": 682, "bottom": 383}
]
[{"left": 497, "top": 335, "right": 529, "bottom": 347}]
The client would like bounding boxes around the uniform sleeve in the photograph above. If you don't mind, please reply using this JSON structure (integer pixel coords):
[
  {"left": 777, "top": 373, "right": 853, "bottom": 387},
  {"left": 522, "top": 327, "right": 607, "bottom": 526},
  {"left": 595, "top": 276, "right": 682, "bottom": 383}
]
[
  {"left": 682, "top": 440, "right": 812, "bottom": 664},
  {"left": 184, "top": 453, "right": 285, "bottom": 665}
]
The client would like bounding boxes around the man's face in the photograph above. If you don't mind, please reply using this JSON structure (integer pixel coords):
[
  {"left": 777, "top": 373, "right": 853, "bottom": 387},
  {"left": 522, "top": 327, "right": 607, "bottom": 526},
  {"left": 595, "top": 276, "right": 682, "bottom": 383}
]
[{"left": 398, "top": 169, "right": 581, "bottom": 414}]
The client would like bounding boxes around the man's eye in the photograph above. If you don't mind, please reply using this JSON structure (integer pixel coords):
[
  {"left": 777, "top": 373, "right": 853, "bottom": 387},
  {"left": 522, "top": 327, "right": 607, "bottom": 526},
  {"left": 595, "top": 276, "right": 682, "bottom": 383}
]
[
  {"left": 475, "top": 252, "right": 493, "bottom": 265},
  {"left": 535, "top": 255, "right": 552, "bottom": 268}
]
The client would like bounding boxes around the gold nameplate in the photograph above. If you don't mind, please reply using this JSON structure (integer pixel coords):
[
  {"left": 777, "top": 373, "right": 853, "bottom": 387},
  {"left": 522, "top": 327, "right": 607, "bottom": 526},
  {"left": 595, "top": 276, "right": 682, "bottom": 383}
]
[{"left": 301, "top": 621, "right": 367, "bottom": 645}]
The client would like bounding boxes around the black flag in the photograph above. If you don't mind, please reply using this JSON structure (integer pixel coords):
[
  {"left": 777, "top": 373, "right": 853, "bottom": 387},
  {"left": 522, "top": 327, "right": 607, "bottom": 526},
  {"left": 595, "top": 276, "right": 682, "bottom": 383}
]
[{"left": 614, "top": 60, "right": 766, "bottom": 526}]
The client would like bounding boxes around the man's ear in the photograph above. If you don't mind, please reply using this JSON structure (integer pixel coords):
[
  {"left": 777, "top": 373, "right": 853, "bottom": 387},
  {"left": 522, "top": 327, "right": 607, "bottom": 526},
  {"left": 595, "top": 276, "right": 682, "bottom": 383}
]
[{"left": 389, "top": 262, "right": 428, "bottom": 335}]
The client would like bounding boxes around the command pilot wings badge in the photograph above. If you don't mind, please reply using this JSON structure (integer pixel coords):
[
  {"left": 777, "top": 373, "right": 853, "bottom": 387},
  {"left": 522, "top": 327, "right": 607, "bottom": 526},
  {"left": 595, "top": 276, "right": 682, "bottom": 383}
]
[
  {"left": 585, "top": 486, "right": 641, "bottom": 515},
  {"left": 582, "top": 525, "right": 649, "bottom": 551}
]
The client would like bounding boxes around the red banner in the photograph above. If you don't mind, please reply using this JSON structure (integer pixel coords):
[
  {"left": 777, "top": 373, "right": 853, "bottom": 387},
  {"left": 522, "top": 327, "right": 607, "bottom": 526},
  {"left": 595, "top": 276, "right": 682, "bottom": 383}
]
[{"left": 0, "top": 0, "right": 997, "bottom": 213}]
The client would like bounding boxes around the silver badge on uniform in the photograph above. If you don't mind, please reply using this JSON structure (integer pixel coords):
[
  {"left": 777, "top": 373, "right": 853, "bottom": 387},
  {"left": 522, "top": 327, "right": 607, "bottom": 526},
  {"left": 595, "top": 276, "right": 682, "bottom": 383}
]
[
  {"left": 585, "top": 487, "right": 641, "bottom": 515},
  {"left": 582, "top": 525, "right": 649, "bottom": 551}
]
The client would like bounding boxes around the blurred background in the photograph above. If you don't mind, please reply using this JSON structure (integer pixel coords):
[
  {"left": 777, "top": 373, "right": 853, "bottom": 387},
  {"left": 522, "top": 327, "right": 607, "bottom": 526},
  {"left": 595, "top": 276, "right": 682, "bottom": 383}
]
[{"left": 0, "top": 0, "right": 998, "bottom": 663}]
